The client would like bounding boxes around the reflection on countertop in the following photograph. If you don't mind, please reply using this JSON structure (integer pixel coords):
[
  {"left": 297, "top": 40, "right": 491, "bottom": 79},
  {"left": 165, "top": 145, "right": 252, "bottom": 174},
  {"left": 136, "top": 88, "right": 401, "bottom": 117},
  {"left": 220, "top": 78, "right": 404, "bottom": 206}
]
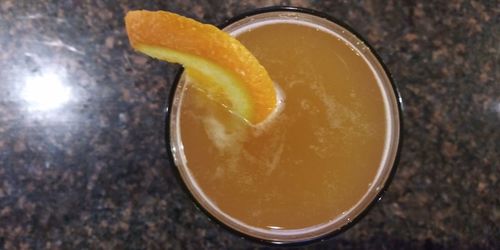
[{"left": 0, "top": 1, "right": 498, "bottom": 249}]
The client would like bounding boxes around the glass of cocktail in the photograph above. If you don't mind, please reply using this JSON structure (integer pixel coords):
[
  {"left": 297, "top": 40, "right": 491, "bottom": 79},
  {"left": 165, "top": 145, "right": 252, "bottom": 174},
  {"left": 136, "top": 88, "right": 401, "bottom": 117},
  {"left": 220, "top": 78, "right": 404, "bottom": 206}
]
[{"left": 164, "top": 6, "right": 402, "bottom": 245}]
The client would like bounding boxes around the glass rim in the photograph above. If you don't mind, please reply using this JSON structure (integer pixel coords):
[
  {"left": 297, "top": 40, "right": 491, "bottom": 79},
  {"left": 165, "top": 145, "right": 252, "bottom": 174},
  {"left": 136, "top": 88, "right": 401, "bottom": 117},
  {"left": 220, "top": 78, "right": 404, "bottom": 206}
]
[{"left": 164, "top": 6, "right": 404, "bottom": 246}]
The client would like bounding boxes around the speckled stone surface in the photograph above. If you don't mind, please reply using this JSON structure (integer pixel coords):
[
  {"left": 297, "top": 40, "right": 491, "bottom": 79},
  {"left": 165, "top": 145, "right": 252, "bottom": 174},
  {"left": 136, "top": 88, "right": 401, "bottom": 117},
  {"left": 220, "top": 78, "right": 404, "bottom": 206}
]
[{"left": 0, "top": 0, "right": 498, "bottom": 249}]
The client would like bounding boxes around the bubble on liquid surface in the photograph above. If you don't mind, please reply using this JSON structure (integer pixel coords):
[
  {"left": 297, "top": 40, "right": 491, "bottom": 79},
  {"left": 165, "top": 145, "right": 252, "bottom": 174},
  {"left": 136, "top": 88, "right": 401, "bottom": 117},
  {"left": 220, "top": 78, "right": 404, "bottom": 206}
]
[{"left": 203, "top": 115, "right": 243, "bottom": 151}]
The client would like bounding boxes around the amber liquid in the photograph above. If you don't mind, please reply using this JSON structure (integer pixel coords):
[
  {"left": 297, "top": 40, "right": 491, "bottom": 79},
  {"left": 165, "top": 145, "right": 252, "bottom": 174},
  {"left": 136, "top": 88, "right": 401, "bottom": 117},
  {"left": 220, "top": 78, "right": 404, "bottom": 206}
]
[{"left": 178, "top": 22, "right": 386, "bottom": 230}]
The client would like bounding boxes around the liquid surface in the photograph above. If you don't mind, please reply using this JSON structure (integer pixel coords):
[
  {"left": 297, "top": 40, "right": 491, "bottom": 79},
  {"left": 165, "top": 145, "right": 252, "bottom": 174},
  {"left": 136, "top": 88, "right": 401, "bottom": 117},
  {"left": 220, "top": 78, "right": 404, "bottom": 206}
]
[{"left": 178, "top": 22, "right": 386, "bottom": 230}]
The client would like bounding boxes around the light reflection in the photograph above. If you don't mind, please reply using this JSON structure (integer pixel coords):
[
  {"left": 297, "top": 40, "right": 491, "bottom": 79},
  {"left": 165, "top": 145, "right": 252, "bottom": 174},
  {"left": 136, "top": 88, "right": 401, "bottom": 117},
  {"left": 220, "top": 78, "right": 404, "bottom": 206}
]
[
  {"left": 494, "top": 102, "right": 500, "bottom": 115},
  {"left": 21, "top": 70, "right": 72, "bottom": 111}
]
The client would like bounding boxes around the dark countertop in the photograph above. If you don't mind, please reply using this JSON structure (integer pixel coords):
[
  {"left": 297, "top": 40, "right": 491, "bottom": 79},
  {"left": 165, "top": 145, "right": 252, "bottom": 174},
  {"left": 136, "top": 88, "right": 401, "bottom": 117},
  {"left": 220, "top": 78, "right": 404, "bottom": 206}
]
[{"left": 0, "top": 0, "right": 498, "bottom": 249}]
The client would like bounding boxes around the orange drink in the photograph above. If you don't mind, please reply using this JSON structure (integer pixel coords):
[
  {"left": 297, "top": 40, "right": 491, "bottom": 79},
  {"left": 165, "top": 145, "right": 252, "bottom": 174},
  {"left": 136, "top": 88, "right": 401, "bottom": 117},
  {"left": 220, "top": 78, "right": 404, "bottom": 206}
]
[{"left": 167, "top": 8, "right": 401, "bottom": 243}]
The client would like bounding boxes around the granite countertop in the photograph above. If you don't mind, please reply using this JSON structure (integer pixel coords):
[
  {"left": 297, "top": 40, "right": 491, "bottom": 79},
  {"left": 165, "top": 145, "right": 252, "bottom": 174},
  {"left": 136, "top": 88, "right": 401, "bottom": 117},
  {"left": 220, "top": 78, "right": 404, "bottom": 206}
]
[{"left": 0, "top": 0, "right": 498, "bottom": 249}]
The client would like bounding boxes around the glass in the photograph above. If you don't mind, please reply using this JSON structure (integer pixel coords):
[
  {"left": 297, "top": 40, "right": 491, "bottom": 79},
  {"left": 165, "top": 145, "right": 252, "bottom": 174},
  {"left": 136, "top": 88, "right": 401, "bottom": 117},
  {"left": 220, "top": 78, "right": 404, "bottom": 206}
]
[{"left": 166, "top": 7, "right": 402, "bottom": 245}]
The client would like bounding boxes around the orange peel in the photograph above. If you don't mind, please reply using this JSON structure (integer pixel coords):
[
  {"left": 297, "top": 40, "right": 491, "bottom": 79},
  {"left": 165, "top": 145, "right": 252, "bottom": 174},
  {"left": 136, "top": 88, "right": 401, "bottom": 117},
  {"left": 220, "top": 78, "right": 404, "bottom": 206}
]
[{"left": 125, "top": 10, "right": 277, "bottom": 124}]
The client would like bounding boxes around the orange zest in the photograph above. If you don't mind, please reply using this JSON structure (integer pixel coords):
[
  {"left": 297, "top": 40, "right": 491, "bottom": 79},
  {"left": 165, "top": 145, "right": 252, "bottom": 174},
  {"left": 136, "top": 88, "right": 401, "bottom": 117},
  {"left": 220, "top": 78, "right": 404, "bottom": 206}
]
[{"left": 125, "top": 10, "right": 277, "bottom": 124}]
